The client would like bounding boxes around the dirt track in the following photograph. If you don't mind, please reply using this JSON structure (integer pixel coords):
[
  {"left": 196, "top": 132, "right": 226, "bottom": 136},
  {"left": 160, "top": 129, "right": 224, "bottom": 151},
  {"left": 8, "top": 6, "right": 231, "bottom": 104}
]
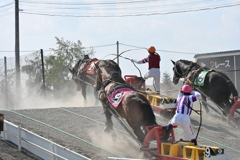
[
  {"left": 0, "top": 138, "right": 42, "bottom": 160},
  {"left": 0, "top": 104, "right": 240, "bottom": 160}
]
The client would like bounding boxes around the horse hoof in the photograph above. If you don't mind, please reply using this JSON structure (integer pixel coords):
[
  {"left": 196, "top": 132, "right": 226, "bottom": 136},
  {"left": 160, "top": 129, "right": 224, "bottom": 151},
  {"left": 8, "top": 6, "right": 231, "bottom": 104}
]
[
  {"left": 104, "top": 127, "right": 110, "bottom": 133},
  {"left": 111, "top": 132, "right": 117, "bottom": 138}
]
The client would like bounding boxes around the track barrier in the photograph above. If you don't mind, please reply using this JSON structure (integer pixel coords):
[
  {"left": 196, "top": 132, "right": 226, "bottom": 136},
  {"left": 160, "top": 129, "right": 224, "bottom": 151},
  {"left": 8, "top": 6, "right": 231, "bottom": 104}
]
[{"left": 0, "top": 120, "right": 91, "bottom": 160}]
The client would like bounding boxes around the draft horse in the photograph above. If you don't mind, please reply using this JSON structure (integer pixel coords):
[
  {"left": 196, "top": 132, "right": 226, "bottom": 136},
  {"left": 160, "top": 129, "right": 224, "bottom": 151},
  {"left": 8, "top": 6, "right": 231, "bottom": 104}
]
[
  {"left": 95, "top": 63, "right": 157, "bottom": 143},
  {"left": 69, "top": 56, "right": 123, "bottom": 105},
  {"left": 171, "top": 59, "right": 238, "bottom": 115}
]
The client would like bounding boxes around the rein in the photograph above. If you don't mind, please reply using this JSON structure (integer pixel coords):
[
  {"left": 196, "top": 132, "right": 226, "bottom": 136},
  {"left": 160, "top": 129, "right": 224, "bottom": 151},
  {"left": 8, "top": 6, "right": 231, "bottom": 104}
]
[
  {"left": 96, "top": 64, "right": 124, "bottom": 92},
  {"left": 174, "top": 62, "right": 197, "bottom": 79},
  {"left": 104, "top": 53, "right": 143, "bottom": 78},
  {"left": 185, "top": 77, "right": 228, "bottom": 117}
]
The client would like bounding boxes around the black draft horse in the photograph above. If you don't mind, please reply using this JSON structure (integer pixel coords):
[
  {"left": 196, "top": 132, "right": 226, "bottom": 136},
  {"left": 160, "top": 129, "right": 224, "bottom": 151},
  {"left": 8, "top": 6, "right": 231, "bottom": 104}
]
[
  {"left": 69, "top": 56, "right": 123, "bottom": 105},
  {"left": 171, "top": 59, "right": 238, "bottom": 115},
  {"left": 94, "top": 62, "right": 157, "bottom": 143}
]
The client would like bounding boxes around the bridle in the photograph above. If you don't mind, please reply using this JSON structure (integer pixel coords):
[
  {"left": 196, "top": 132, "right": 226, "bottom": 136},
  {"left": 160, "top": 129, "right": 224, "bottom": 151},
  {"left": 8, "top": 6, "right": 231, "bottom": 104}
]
[
  {"left": 173, "top": 61, "right": 197, "bottom": 80},
  {"left": 95, "top": 63, "right": 122, "bottom": 90}
]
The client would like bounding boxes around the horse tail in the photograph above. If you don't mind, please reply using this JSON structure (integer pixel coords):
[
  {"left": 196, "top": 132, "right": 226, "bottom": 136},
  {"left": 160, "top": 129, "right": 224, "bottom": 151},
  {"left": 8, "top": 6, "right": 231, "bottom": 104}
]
[
  {"left": 217, "top": 71, "right": 238, "bottom": 105},
  {"left": 227, "top": 80, "right": 238, "bottom": 105},
  {"left": 138, "top": 95, "right": 158, "bottom": 126}
]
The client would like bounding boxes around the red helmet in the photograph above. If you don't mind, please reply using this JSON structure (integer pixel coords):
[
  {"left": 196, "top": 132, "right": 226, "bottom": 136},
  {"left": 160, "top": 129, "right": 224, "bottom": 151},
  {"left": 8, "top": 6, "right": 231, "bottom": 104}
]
[
  {"left": 181, "top": 85, "right": 192, "bottom": 93},
  {"left": 148, "top": 46, "right": 156, "bottom": 53}
]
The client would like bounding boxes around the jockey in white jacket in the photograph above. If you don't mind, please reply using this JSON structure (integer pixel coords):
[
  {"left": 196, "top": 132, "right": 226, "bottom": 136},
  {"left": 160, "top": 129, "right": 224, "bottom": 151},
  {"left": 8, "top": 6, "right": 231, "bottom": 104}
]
[{"left": 131, "top": 46, "right": 161, "bottom": 93}]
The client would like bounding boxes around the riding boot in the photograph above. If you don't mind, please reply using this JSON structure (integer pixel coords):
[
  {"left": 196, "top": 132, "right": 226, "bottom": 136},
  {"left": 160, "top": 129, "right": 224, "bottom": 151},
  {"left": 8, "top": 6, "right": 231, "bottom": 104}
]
[
  {"left": 161, "top": 124, "right": 173, "bottom": 142},
  {"left": 191, "top": 138, "right": 197, "bottom": 145}
]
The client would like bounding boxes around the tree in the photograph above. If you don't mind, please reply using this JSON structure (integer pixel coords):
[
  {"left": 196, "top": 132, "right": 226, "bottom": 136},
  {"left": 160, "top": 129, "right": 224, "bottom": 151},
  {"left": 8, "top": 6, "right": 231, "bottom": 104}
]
[
  {"left": 21, "top": 37, "right": 95, "bottom": 99},
  {"left": 162, "top": 71, "right": 173, "bottom": 91},
  {"left": 44, "top": 37, "right": 95, "bottom": 99}
]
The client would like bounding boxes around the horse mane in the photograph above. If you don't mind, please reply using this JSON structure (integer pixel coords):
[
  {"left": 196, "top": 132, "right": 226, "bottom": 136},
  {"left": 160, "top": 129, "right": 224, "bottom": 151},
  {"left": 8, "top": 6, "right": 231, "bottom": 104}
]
[
  {"left": 179, "top": 59, "right": 192, "bottom": 64},
  {"left": 98, "top": 60, "right": 125, "bottom": 83},
  {"left": 179, "top": 59, "right": 202, "bottom": 69},
  {"left": 95, "top": 60, "right": 125, "bottom": 91},
  {"left": 71, "top": 59, "right": 81, "bottom": 74}
]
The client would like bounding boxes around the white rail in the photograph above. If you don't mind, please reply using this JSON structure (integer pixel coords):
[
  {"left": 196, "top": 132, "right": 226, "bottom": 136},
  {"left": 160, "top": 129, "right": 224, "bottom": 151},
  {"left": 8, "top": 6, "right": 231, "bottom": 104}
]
[{"left": 0, "top": 120, "right": 91, "bottom": 160}]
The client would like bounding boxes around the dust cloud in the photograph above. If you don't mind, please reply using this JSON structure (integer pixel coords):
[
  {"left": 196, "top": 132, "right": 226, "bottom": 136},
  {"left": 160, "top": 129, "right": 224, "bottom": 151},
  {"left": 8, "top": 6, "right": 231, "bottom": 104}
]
[
  {"left": 88, "top": 129, "right": 145, "bottom": 159},
  {"left": 0, "top": 85, "right": 100, "bottom": 110}
]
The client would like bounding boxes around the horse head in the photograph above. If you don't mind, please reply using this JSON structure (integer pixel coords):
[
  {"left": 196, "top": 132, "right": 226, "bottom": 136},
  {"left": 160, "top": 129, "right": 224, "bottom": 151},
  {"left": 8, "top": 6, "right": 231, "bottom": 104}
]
[
  {"left": 171, "top": 60, "right": 183, "bottom": 84},
  {"left": 172, "top": 59, "right": 201, "bottom": 85},
  {"left": 171, "top": 59, "right": 196, "bottom": 84},
  {"left": 94, "top": 60, "right": 125, "bottom": 91},
  {"left": 69, "top": 58, "right": 87, "bottom": 91}
]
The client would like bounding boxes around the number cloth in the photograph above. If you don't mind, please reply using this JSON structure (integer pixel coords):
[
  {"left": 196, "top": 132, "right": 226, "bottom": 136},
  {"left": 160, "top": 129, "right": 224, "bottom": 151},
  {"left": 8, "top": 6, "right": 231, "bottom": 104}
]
[
  {"left": 108, "top": 88, "right": 135, "bottom": 108},
  {"left": 194, "top": 70, "right": 212, "bottom": 86}
]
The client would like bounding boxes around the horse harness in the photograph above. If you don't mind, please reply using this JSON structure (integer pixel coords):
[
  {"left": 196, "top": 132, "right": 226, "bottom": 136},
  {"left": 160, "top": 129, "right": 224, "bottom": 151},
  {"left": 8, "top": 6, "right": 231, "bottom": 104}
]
[
  {"left": 77, "top": 58, "right": 98, "bottom": 76},
  {"left": 174, "top": 61, "right": 212, "bottom": 87},
  {"left": 174, "top": 62, "right": 199, "bottom": 79},
  {"left": 76, "top": 58, "right": 98, "bottom": 86},
  {"left": 98, "top": 74, "right": 134, "bottom": 107}
]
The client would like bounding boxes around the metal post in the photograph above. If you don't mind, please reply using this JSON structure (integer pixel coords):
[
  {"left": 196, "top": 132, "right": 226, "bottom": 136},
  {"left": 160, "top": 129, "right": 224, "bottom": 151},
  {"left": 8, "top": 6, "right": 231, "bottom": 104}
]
[
  {"left": 116, "top": 41, "right": 119, "bottom": 65},
  {"left": 18, "top": 126, "right": 21, "bottom": 151},
  {"left": 15, "top": 0, "right": 21, "bottom": 107},
  {"left": 4, "top": 57, "right": 8, "bottom": 108},
  {"left": 234, "top": 55, "right": 237, "bottom": 88},
  {"left": 40, "top": 49, "right": 46, "bottom": 96}
]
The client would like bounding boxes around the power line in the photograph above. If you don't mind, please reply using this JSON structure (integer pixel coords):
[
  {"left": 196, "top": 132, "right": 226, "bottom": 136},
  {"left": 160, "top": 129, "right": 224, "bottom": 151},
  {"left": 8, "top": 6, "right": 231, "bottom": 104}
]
[
  {"left": 0, "top": 42, "right": 198, "bottom": 55},
  {"left": 0, "top": 6, "right": 14, "bottom": 12},
  {"left": 119, "top": 43, "right": 197, "bottom": 54},
  {"left": 119, "top": 43, "right": 146, "bottom": 49},
  {"left": 20, "top": 2, "right": 240, "bottom": 17},
  {"left": 19, "top": 0, "right": 226, "bottom": 11},
  {"left": 0, "top": 2, "right": 14, "bottom": 8},
  {"left": 0, "top": 44, "right": 116, "bottom": 53},
  {"left": 85, "top": 43, "right": 116, "bottom": 48},
  {"left": 20, "top": 0, "right": 158, "bottom": 6},
  {"left": 0, "top": 50, "right": 38, "bottom": 52}
]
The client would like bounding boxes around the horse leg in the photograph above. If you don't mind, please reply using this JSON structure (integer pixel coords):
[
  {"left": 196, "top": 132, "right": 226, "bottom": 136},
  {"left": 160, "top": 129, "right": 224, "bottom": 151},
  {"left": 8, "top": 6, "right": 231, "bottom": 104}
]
[
  {"left": 211, "top": 96, "right": 228, "bottom": 116},
  {"left": 222, "top": 98, "right": 232, "bottom": 114},
  {"left": 132, "top": 125, "right": 145, "bottom": 143},
  {"left": 82, "top": 84, "right": 87, "bottom": 105},
  {"left": 126, "top": 118, "right": 145, "bottom": 143},
  {"left": 104, "top": 108, "right": 116, "bottom": 138},
  {"left": 202, "top": 95, "right": 209, "bottom": 113},
  {"left": 93, "top": 90, "right": 99, "bottom": 105}
]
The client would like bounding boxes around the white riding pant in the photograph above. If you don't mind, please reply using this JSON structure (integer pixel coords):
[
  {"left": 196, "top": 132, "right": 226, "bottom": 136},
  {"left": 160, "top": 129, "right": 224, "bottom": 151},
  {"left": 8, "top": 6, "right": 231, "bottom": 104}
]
[
  {"left": 169, "top": 113, "right": 196, "bottom": 140},
  {"left": 144, "top": 68, "right": 160, "bottom": 92}
]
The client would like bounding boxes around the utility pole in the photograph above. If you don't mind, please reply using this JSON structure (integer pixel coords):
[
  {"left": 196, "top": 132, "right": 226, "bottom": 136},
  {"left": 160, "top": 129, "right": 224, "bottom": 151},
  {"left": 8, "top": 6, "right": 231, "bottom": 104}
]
[
  {"left": 117, "top": 41, "right": 119, "bottom": 65},
  {"left": 40, "top": 49, "right": 46, "bottom": 96},
  {"left": 15, "top": 0, "right": 21, "bottom": 107},
  {"left": 4, "top": 57, "right": 8, "bottom": 108}
]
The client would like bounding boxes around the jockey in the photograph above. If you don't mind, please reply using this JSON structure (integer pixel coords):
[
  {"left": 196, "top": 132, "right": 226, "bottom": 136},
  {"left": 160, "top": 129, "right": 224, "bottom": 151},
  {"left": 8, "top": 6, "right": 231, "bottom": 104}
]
[
  {"left": 161, "top": 85, "right": 202, "bottom": 145},
  {"left": 131, "top": 46, "right": 161, "bottom": 93}
]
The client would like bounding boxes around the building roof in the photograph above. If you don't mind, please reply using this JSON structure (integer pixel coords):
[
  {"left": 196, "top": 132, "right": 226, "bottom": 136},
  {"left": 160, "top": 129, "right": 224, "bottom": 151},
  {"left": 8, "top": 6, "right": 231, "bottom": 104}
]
[{"left": 194, "top": 50, "right": 240, "bottom": 58}]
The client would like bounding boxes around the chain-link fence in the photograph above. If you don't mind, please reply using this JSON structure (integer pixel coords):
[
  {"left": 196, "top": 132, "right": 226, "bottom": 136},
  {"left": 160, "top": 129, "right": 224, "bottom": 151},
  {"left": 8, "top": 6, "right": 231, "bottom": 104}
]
[
  {"left": 0, "top": 47, "right": 95, "bottom": 110},
  {"left": 0, "top": 50, "right": 45, "bottom": 109}
]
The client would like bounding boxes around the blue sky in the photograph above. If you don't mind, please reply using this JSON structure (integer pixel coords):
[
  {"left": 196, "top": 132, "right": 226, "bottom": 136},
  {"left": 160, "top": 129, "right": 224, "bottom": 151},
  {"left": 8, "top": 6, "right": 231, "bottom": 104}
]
[{"left": 1, "top": 0, "right": 240, "bottom": 84}]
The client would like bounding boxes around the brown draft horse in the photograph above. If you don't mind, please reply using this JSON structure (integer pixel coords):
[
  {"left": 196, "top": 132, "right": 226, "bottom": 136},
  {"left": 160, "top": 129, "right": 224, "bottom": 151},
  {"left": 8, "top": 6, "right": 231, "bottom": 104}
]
[
  {"left": 94, "top": 63, "right": 157, "bottom": 143},
  {"left": 69, "top": 56, "right": 124, "bottom": 105},
  {"left": 171, "top": 59, "right": 238, "bottom": 116}
]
